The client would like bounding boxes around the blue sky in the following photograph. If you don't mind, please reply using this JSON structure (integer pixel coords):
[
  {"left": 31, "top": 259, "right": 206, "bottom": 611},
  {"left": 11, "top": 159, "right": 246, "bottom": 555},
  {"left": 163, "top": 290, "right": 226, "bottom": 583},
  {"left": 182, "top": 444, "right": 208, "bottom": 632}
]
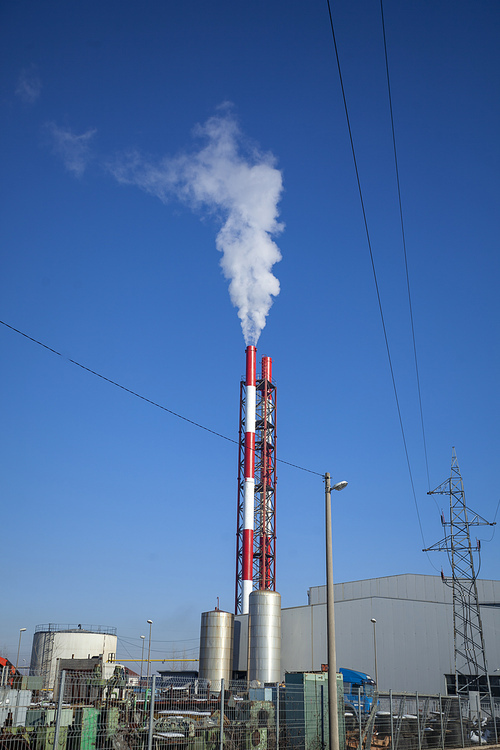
[{"left": 1, "top": 1, "right": 499, "bottom": 668}]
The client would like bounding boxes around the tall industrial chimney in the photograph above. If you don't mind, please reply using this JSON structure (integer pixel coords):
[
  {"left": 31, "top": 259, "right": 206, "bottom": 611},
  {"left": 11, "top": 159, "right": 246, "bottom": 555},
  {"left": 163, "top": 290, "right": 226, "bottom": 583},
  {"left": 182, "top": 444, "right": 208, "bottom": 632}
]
[
  {"left": 235, "top": 347, "right": 277, "bottom": 614},
  {"left": 241, "top": 345, "right": 256, "bottom": 615}
]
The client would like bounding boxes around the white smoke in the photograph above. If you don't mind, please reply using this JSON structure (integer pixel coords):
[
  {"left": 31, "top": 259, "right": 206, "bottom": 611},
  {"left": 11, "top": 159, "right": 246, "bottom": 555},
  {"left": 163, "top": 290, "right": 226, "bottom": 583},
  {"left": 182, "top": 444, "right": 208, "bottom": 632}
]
[
  {"left": 16, "top": 65, "right": 42, "bottom": 104},
  {"left": 46, "top": 122, "right": 96, "bottom": 177},
  {"left": 110, "top": 109, "right": 284, "bottom": 344}
]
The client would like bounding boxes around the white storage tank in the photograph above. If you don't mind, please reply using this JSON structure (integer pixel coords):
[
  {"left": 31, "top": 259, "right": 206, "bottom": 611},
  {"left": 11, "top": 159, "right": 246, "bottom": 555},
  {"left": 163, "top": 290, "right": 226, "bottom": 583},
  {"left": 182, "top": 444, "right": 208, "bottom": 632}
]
[
  {"left": 249, "top": 590, "right": 281, "bottom": 684},
  {"left": 30, "top": 624, "right": 117, "bottom": 690},
  {"left": 199, "top": 609, "right": 234, "bottom": 692}
]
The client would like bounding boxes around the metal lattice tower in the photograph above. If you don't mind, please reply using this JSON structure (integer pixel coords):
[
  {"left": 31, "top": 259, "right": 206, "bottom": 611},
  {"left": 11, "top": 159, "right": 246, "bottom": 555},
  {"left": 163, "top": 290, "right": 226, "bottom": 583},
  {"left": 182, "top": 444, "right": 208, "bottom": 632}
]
[
  {"left": 424, "top": 448, "right": 495, "bottom": 701},
  {"left": 254, "top": 356, "right": 277, "bottom": 593}
]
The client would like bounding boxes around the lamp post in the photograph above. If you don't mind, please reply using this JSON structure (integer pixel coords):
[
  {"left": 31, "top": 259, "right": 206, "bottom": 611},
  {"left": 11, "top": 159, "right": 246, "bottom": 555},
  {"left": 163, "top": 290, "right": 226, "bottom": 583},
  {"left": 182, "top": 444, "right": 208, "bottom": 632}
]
[
  {"left": 146, "top": 620, "right": 153, "bottom": 682},
  {"left": 325, "top": 473, "right": 348, "bottom": 750},
  {"left": 16, "top": 628, "right": 27, "bottom": 671},
  {"left": 140, "top": 635, "right": 146, "bottom": 681},
  {"left": 371, "top": 618, "right": 378, "bottom": 689}
]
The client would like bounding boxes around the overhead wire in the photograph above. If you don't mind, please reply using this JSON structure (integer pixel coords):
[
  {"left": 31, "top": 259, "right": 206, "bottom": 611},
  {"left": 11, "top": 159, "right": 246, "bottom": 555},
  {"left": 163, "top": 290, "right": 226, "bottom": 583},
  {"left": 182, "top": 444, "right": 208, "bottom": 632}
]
[
  {"left": 0, "top": 318, "right": 323, "bottom": 478},
  {"left": 477, "top": 496, "right": 500, "bottom": 543},
  {"left": 116, "top": 636, "right": 199, "bottom": 661},
  {"left": 379, "top": 0, "right": 431, "bottom": 492},
  {"left": 116, "top": 637, "right": 136, "bottom": 659},
  {"left": 324, "top": 0, "right": 429, "bottom": 551}
]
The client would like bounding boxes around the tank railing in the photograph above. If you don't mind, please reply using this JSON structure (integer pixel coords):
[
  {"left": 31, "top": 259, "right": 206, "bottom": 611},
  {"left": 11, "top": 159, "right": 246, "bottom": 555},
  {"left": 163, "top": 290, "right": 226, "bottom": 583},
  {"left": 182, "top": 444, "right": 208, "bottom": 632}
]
[{"left": 34, "top": 623, "right": 117, "bottom": 634}]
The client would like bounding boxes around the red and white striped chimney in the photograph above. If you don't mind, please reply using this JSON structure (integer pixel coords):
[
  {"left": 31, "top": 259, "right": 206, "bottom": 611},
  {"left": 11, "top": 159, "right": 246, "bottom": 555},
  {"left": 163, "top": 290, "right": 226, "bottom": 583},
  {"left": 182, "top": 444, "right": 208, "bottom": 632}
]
[{"left": 242, "top": 345, "right": 256, "bottom": 614}]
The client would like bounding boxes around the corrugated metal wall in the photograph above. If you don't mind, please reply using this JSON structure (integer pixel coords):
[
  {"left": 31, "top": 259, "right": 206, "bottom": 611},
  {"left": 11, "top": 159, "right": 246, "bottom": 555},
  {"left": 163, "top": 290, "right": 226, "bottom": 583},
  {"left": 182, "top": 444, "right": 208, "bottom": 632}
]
[{"left": 235, "top": 574, "right": 500, "bottom": 695}]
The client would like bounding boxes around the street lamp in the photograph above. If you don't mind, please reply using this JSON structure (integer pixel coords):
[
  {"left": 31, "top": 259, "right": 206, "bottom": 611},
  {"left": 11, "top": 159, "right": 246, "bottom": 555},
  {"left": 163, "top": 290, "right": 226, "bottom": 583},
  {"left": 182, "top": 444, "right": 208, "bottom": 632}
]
[
  {"left": 370, "top": 618, "right": 378, "bottom": 689},
  {"left": 140, "top": 635, "right": 146, "bottom": 681},
  {"left": 16, "top": 628, "right": 27, "bottom": 671},
  {"left": 325, "top": 473, "right": 348, "bottom": 750},
  {"left": 146, "top": 620, "right": 153, "bottom": 682}
]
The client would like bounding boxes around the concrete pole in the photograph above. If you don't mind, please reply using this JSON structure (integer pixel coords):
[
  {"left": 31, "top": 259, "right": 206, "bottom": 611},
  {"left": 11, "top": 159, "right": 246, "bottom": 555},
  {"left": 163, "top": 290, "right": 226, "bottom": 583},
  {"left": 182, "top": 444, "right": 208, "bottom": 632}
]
[
  {"left": 53, "top": 670, "right": 66, "bottom": 750},
  {"left": 146, "top": 620, "right": 153, "bottom": 681},
  {"left": 16, "top": 628, "right": 26, "bottom": 671},
  {"left": 140, "top": 636, "right": 145, "bottom": 682},
  {"left": 371, "top": 618, "right": 378, "bottom": 688},
  {"left": 147, "top": 674, "right": 156, "bottom": 750},
  {"left": 325, "top": 473, "right": 340, "bottom": 750}
]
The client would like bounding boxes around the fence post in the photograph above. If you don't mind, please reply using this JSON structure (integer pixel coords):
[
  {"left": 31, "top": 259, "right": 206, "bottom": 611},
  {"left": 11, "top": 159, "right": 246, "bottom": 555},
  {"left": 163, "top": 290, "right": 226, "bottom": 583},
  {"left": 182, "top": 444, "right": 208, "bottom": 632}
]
[
  {"left": 220, "top": 678, "right": 225, "bottom": 750},
  {"left": 358, "top": 687, "right": 362, "bottom": 750},
  {"left": 438, "top": 694, "right": 444, "bottom": 750},
  {"left": 458, "top": 695, "right": 464, "bottom": 748},
  {"left": 276, "top": 682, "right": 280, "bottom": 750},
  {"left": 147, "top": 674, "right": 156, "bottom": 750},
  {"left": 476, "top": 694, "right": 482, "bottom": 747},
  {"left": 490, "top": 693, "right": 498, "bottom": 744},
  {"left": 53, "top": 670, "right": 66, "bottom": 750},
  {"left": 416, "top": 692, "right": 421, "bottom": 750},
  {"left": 389, "top": 691, "right": 394, "bottom": 750}
]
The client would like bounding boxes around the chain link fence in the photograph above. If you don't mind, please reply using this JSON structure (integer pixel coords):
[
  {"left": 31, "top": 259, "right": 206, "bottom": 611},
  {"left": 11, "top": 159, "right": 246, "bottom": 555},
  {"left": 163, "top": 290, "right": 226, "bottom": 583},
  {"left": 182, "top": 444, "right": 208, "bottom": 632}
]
[{"left": 1, "top": 671, "right": 499, "bottom": 750}]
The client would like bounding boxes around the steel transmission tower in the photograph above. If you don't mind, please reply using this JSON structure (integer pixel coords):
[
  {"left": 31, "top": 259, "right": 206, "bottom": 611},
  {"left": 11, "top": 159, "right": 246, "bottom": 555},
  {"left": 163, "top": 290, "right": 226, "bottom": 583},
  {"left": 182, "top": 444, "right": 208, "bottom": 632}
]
[{"left": 424, "top": 448, "right": 495, "bottom": 702}]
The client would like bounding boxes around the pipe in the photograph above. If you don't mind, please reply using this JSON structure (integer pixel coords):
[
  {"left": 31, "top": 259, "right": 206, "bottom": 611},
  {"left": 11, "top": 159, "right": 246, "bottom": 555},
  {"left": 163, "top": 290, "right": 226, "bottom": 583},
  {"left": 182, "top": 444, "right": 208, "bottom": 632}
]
[{"left": 242, "top": 345, "right": 256, "bottom": 614}]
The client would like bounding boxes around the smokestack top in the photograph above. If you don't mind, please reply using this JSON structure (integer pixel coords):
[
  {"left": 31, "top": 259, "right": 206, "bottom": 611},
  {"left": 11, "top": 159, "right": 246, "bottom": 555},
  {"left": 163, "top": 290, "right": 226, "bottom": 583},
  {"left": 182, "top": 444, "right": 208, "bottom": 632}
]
[
  {"left": 245, "top": 346, "right": 256, "bottom": 386},
  {"left": 261, "top": 355, "right": 272, "bottom": 382}
]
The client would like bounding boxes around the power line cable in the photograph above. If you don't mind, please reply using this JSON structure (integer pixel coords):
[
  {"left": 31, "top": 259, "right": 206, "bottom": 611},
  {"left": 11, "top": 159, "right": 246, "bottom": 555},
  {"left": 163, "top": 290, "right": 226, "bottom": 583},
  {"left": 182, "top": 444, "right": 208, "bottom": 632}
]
[
  {"left": 380, "top": 0, "right": 431, "bottom": 492},
  {"left": 325, "top": 0, "right": 429, "bottom": 553},
  {"left": 116, "top": 637, "right": 136, "bottom": 659},
  {"left": 119, "top": 636, "right": 199, "bottom": 643},
  {"left": 0, "top": 318, "right": 323, "bottom": 477},
  {"left": 479, "top": 496, "right": 500, "bottom": 542}
]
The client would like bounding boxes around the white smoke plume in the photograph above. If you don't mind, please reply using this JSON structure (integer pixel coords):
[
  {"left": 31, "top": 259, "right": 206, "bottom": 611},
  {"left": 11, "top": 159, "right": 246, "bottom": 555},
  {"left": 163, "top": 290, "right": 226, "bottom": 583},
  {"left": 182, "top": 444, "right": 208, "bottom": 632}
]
[
  {"left": 110, "top": 109, "right": 284, "bottom": 344},
  {"left": 16, "top": 65, "right": 42, "bottom": 104},
  {"left": 46, "top": 122, "right": 96, "bottom": 177}
]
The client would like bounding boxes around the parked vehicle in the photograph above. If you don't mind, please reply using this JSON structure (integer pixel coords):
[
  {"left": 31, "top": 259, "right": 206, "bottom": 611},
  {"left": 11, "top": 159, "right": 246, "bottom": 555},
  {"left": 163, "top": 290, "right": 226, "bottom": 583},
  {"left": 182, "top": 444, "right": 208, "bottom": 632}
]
[{"left": 339, "top": 667, "right": 376, "bottom": 715}]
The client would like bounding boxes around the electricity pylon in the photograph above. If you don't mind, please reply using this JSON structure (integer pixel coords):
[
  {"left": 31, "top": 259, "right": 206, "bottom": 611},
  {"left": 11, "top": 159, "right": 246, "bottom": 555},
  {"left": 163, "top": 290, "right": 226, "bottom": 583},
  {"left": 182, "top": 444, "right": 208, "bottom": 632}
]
[{"left": 424, "top": 448, "right": 495, "bottom": 703}]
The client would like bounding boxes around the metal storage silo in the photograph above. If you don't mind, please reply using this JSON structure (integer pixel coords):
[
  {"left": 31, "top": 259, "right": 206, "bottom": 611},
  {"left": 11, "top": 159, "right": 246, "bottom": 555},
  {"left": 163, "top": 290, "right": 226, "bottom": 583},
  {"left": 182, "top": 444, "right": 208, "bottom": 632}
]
[
  {"left": 199, "top": 610, "right": 234, "bottom": 691},
  {"left": 249, "top": 590, "right": 281, "bottom": 684},
  {"left": 30, "top": 624, "right": 117, "bottom": 690}
]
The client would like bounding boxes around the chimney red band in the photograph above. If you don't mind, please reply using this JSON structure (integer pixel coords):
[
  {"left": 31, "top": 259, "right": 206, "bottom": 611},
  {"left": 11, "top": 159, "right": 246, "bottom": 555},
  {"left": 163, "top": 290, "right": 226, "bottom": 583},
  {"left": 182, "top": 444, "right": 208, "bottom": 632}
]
[
  {"left": 244, "top": 432, "right": 255, "bottom": 479},
  {"left": 242, "top": 529, "right": 253, "bottom": 579},
  {"left": 246, "top": 346, "right": 256, "bottom": 386},
  {"left": 261, "top": 356, "right": 272, "bottom": 381}
]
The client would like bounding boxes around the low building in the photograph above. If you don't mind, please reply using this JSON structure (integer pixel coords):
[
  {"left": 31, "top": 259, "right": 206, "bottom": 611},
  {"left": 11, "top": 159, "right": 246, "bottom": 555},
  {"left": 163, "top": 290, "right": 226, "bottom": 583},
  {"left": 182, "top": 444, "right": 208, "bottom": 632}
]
[{"left": 234, "top": 574, "right": 500, "bottom": 695}]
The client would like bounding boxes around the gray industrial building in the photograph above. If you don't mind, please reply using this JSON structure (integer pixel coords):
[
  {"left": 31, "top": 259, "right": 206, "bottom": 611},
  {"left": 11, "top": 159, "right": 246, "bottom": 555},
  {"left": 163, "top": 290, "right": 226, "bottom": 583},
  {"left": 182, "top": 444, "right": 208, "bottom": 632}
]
[{"left": 233, "top": 574, "right": 500, "bottom": 695}]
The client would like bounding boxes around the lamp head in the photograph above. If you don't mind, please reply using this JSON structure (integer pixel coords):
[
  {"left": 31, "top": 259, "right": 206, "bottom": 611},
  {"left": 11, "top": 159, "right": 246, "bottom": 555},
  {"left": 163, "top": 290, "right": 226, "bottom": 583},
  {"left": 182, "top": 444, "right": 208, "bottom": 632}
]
[
  {"left": 332, "top": 480, "right": 348, "bottom": 491},
  {"left": 371, "top": 618, "right": 376, "bottom": 624},
  {"left": 20, "top": 628, "right": 27, "bottom": 632},
  {"left": 147, "top": 619, "right": 153, "bottom": 625}
]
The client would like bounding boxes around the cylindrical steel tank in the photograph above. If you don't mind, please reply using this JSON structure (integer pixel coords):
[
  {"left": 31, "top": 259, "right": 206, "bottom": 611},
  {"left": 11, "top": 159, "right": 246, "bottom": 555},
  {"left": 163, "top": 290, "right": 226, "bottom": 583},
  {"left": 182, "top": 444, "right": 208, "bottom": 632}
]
[
  {"left": 30, "top": 624, "right": 117, "bottom": 690},
  {"left": 198, "top": 610, "right": 234, "bottom": 692},
  {"left": 248, "top": 590, "right": 281, "bottom": 684}
]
